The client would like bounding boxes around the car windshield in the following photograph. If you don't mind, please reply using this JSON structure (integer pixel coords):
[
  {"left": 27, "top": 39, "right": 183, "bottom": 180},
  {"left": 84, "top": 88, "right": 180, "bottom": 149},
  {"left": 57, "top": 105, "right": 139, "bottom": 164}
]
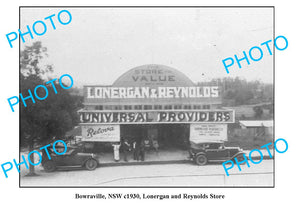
[
  {"left": 63, "top": 147, "right": 76, "bottom": 155},
  {"left": 208, "top": 143, "right": 224, "bottom": 149},
  {"left": 190, "top": 142, "right": 205, "bottom": 149},
  {"left": 190, "top": 141, "right": 224, "bottom": 149}
]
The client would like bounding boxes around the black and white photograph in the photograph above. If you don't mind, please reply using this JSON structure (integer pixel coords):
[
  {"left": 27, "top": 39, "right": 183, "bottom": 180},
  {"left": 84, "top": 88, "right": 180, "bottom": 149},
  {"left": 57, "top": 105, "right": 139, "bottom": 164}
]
[
  {"left": 2, "top": 1, "right": 300, "bottom": 212},
  {"left": 18, "top": 7, "right": 275, "bottom": 187}
]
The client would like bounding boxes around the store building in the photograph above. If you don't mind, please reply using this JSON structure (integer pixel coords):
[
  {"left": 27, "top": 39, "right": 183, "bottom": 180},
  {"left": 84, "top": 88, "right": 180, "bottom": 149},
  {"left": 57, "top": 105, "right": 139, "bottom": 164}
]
[{"left": 78, "top": 64, "right": 234, "bottom": 150}]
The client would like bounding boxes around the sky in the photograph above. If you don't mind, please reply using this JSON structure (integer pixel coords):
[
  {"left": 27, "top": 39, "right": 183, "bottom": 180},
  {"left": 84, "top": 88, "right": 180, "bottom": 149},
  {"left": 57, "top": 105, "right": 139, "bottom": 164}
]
[{"left": 20, "top": 7, "right": 274, "bottom": 87}]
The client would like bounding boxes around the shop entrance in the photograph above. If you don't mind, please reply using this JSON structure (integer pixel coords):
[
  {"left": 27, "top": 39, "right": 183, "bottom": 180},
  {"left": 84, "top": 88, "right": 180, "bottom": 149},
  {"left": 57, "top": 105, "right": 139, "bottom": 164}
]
[{"left": 120, "top": 124, "right": 190, "bottom": 150}]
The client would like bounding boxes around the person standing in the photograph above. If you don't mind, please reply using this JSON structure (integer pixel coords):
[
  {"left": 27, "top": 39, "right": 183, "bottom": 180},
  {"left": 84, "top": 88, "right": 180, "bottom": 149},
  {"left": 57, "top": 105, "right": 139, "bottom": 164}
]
[
  {"left": 149, "top": 135, "right": 159, "bottom": 154},
  {"left": 152, "top": 139, "right": 159, "bottom": 155},
  {"left": 122, "top": 138, "right": 131, "bottom": 162},
  {"left": 132, "top": 139, "right": 139, "bottom": 161},
  {"left": 112, "top": 142, "right": 121, "bottom": 162},
  {"left": 139, "top": 139, "right": 146, "bottom": 161}
]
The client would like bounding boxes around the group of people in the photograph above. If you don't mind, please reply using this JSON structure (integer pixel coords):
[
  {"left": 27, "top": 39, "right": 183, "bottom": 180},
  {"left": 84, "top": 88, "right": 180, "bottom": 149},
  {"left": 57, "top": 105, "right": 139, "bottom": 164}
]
[{"left": 112, "top": 137, "right": 159, "bottom": 162}]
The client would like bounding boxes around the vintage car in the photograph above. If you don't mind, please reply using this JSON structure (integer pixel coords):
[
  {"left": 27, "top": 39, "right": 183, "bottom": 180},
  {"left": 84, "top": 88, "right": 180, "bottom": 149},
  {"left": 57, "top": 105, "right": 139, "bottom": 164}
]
[
  {"left": 41, "top": 144, "right": 100, "bottom": 172},
  {"left": 188, "top": 141, "right": 245, "bottom": 165}
]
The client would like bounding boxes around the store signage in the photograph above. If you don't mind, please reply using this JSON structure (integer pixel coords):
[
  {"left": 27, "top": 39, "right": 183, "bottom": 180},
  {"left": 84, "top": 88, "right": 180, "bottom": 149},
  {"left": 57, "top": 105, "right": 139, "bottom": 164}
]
[
  {"left": 86, "top": 86, "right": 219, "bottom": 99},
  {"left": 132, "top": 68, "right": 175, "bottom": 82},
  {"left": 79, "top": 110, "right": 234, "bottom": 124},
  {"left": 132, "top": 74, "right": 175, "bottom": 82},
  {"left": 190, "top": 124, "right": 228, "bottom": 143},
  {"left": 81, "top": 125, "right": 120, "bottom": 141}
]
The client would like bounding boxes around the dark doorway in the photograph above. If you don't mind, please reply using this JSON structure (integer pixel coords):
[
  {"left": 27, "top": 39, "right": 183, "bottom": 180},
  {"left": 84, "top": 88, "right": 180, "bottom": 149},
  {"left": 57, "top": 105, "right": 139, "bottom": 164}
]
[{"left": 120, "top": 124, "right": 190, "bottom": 150}]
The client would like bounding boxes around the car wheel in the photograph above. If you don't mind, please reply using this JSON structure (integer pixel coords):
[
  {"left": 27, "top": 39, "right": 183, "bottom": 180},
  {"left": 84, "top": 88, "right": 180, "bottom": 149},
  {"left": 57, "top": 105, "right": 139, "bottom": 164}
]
[
  {"left": 195, "top": 154, "right": 208, "bottom": 166},
  {"left": 85, "top": 159, "right": 98, "bottom": 171},
  {"left": 43, "top": 161, "right": 56, "bottom": 172}
]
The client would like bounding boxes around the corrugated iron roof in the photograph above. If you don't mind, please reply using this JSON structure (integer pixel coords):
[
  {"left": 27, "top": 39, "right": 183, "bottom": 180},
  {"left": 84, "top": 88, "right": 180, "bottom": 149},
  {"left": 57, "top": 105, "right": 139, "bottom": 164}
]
[{"left": 239, "top": 120, "right": 273, "bottom": 127}]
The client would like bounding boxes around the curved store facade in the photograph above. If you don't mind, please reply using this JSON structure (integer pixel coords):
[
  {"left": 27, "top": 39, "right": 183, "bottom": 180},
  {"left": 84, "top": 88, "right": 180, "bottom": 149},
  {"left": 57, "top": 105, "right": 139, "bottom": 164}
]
[{"left": 78, "top": 64, "right": 234, "bottom": 150}]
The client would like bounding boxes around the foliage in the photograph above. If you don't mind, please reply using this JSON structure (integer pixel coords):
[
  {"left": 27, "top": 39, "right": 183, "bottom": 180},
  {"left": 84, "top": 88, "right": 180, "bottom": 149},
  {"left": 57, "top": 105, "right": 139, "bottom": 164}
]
[
  {"left": 20, "top": 41, "right": 81, "bottom": 147},
  {"left": 20, "top": 41, "right": 53, "bottom": 78},
  {"left": 207, "top": 77, "right": 273, "bottom": 106}
]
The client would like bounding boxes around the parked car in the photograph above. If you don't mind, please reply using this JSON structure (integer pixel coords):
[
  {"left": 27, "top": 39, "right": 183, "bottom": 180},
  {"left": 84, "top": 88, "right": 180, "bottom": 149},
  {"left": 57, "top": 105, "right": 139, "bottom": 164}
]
[
  {"left": 188, "top": 141, "right": 245, "bottom": 165},
  {"left": 41, "top": 144, "right": 100, "bottom": 172}
]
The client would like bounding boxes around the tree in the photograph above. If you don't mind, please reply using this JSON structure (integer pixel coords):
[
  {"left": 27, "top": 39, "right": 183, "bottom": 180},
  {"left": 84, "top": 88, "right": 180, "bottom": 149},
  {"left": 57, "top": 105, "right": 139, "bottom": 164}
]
[
  {"left": 20, "top": 41, "right": 80, "bottom": 176},
  {"left": 211, "top": 77, "right": 273, "bottom": 106},
  {"left": 235, "top": 88, "right": 254, "bottom": 105}
]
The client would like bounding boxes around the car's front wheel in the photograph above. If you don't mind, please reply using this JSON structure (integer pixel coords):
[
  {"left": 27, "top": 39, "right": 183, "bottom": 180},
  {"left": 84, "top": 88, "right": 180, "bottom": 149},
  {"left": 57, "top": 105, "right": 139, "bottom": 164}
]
[
  {"left": 85, "top": 159, "right": 98, "bottom": 170},
  {"left": 194, "top": 154, "right": 208, "bottom": 166},
  {"left": 43, "top": 161, "right": 56, "bottom": 172}
]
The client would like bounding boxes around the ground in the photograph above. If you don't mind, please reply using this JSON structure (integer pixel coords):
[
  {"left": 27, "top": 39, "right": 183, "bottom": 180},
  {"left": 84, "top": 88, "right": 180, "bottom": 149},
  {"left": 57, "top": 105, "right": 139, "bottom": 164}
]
[{"left": 20, "top": 159, "right": 274, "bottom": 187}]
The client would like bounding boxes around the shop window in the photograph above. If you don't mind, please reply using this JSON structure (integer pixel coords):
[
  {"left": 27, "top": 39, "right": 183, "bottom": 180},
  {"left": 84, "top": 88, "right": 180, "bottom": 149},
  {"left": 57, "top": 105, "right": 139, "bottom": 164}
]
[
  {"left": 144, "top": 105, "right": 153, "bottom": 110},
  {"left": 154, "top": 105, "right": 162, "bottom": 110},
  {"left": 104, "top": 105, "right": 112, "bottom": 110},
  {"left": 95, "top": 105, "right": 103, "bottom": 110},
  {"left": 124, "top": 105, "right": 132, "bottom": 110},
  {"left": 184, "top": 105, "right": 192, "bottom": 109},
  {"left": 112, "top": 105, "right": 122, "bottom": 110},
  {"left": 174, "top": 105, "right": 182, "bottom": 109},
  {"left": 164, "top": 105, "right": 172, "bottom": 110},
  {"left": 134, "top": 105, "right": 142, "bottom": 110},
  {"left": 193, "top": 105, "right": 201, "bottom": 109}
]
